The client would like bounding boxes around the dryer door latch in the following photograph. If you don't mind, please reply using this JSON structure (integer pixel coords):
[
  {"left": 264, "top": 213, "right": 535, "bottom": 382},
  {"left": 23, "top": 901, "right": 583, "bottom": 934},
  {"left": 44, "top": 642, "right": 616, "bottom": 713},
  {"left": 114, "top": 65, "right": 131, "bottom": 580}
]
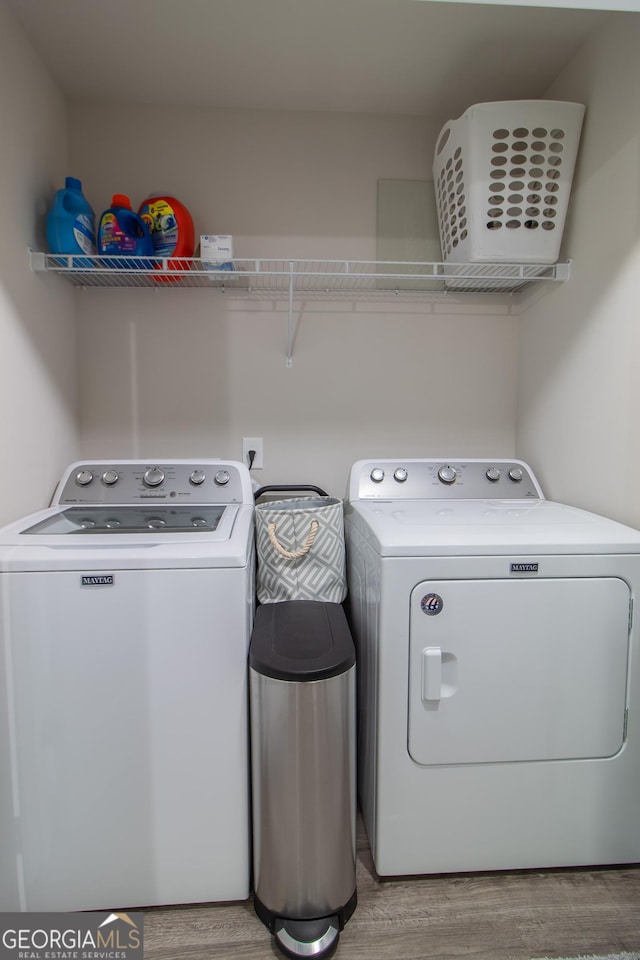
[{"left": 422, "top": 647, "right": 442, "bottom": 701}]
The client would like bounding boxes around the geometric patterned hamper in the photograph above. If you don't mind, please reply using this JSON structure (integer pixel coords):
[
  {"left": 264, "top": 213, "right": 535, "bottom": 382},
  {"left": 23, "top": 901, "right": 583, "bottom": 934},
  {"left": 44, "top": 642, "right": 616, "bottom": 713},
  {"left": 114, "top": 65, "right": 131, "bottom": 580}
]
[
  {"left": 255, "top": 496, "right": 347, "bottom": 604},
  {"left": 433, "top": 100, "right": 585, "bottom": 265}
]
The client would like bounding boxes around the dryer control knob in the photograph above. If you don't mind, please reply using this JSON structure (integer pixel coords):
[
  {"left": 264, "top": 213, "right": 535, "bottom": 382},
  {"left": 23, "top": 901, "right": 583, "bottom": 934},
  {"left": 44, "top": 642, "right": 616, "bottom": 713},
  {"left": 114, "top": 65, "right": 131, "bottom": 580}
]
[
  {"left": 75, "top": 470, "right": 93, "bottom": 486},
  {"left": 437, "top": 465, "right": 457, "bottom": 485},
  {"left": 486, "top": 467, "right": 501, "bottom": 482},
  {"left": 189, "top": 470, "right": 206, "bottom": 486},
  {"left": 214, "top": 470, "right": 230, "bottom": 486},
  {"left": 370, "top": 468, "right": 385, "bottom": 483},
  {"left": 509, "top": 466, "right": 524, "bottom": 483},
  {"left": 102, "top": 470, "right": 119, "bottom": 485},
  {"left": 394, "top": 468, "right": 408, "bottom": 483},
  {"left": 143, "top": 467, "right": 165, "bottom": 487}
]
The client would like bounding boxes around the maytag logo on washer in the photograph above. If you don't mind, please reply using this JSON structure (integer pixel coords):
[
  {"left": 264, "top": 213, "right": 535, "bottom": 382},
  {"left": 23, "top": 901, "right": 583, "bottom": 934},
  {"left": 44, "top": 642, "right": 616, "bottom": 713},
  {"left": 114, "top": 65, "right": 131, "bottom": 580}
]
[
  {"left": 510, "top": 562, "right": 539, "bottom": 574},
  {"left": 421, "top": 593, "right": 444, "bottom": 615},
  {"left": 81, "top": 574, "right": 115, "bottom": 586}
]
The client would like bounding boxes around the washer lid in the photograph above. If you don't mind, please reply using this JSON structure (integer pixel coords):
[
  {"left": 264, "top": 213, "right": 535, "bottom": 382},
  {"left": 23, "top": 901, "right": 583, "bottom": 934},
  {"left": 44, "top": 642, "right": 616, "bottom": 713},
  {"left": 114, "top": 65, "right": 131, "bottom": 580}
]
[
  {"left": 346, "top": 498, "right": 640, "bottom": 556},
  {"left": 0, "top": 458, "right": 256, "bottom": 570},
  {"left": 0, "top": 503, "right": 254, "bottom": 571},
  {"left": 21, "top": 504, "right": 228, "bottom": 535}
]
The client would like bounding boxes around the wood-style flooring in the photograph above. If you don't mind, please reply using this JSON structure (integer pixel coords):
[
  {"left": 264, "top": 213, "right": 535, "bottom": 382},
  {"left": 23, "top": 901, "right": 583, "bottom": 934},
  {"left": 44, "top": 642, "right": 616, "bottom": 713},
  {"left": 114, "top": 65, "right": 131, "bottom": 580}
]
[{"left": 142, "top": 814, "right": 640, "bottom": 960}]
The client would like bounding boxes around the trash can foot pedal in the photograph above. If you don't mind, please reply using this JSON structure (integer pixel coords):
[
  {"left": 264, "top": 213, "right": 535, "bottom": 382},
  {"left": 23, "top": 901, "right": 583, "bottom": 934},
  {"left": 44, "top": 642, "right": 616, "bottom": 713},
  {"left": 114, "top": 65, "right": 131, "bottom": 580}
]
[{"left": 274, "top": 917, "right": 340, "bottom": 959}]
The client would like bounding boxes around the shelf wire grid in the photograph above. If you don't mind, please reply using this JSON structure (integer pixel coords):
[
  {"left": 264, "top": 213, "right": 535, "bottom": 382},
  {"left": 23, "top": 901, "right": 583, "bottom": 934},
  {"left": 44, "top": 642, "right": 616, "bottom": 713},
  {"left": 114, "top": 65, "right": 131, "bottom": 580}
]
[{"left": 30, "top": 254, "right": 569, "bottom": 296}]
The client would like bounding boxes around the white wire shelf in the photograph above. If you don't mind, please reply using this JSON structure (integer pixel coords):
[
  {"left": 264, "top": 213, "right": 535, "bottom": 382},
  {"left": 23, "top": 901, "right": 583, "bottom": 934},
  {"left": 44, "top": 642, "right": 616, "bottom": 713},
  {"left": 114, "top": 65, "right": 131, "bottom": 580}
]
[
  {"left": 29, "top": 251, "right": 569, "bottom": 366},
  {"left": 29, "top": 252, "right": 570, "bottom": 296}
]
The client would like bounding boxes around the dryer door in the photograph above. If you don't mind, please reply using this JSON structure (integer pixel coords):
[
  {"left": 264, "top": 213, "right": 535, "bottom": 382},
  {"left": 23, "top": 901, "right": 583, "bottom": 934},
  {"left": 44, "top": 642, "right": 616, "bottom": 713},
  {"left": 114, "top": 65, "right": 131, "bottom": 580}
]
[{"left": 408, "top": 577, "right": 630, "bottom": 766}]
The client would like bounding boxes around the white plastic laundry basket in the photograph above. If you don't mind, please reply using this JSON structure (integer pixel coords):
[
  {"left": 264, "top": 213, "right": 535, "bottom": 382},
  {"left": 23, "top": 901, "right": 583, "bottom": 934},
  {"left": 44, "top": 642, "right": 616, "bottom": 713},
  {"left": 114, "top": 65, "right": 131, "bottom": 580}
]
[{"left": 433, "top": 100, "right": 585, "bottom": 265}]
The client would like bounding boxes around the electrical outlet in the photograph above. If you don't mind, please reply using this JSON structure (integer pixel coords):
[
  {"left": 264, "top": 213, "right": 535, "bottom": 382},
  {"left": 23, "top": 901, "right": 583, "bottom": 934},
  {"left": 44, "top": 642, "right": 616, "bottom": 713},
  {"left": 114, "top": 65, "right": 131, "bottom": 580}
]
[{"left": 242, "top": 437, "right": 263, "bottom": 470}]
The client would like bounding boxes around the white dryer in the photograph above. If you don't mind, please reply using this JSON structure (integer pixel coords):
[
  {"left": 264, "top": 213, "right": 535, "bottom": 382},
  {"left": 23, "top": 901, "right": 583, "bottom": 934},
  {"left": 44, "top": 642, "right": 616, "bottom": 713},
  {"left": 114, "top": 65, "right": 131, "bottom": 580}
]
[
  {"left": 0, "top": 460, "right": 254, "bottom": 911},
  {"left": 345, "top": 458, "right": 640, "bottom": 877}
]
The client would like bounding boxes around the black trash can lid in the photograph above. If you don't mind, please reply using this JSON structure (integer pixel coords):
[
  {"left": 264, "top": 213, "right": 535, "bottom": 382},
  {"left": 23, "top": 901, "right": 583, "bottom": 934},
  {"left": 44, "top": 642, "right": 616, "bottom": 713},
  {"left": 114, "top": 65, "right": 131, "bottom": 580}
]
[{"left": 249, "top": 601, "right": 355, "bottom": 682}]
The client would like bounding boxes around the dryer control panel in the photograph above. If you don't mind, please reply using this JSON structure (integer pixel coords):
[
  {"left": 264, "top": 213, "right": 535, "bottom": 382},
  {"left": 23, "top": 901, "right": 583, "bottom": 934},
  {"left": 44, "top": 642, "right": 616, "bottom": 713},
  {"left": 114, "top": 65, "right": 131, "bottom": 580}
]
[
  {"left": 349, "top": 459, "right": 543, "bottom": 501},
  {"left": 54, "top": 460, "right": 253, "bottom": 505}
]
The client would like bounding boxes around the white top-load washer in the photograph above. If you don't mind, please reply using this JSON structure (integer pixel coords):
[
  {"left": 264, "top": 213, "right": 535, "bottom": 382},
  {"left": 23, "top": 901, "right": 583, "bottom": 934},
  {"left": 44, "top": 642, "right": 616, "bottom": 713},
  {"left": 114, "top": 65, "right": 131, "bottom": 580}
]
[
  {"left": 0, "top": 460, "right": 254, "bottom": 911},
  {"left": 345, "top": 458, "right": 640, "bottom": 877}
]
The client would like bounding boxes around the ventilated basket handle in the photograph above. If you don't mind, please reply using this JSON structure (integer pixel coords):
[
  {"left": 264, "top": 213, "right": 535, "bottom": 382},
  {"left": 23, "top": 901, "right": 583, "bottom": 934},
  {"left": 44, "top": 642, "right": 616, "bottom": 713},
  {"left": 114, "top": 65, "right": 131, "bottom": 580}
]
[{"left": 267, "top": 519, "right": 319, "bottom": 559}]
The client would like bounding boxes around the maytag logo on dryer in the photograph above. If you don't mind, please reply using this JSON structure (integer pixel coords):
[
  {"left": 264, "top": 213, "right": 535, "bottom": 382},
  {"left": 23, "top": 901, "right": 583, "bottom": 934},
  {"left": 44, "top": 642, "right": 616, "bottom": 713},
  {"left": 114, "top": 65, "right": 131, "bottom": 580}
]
[
  {"left": 510, "top": 562, "right": 539, "bottom": 575},
  {"left": 81, "top": 574, "right": 115, "bottom": 587}
]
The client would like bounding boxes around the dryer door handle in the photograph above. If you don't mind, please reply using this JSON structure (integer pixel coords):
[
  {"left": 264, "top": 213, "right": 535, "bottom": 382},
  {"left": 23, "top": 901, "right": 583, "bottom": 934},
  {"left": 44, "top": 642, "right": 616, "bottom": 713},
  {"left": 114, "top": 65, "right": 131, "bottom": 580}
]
[{"left": 422, "top": 646, "right": 442, "bottom": 701}]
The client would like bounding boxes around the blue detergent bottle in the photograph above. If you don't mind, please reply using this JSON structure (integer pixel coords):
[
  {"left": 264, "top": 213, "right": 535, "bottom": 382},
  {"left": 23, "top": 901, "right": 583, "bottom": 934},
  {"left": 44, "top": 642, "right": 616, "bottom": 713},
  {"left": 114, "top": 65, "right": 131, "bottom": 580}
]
[
  {"left": 46, "top": 176, "right": 96, "bottom": 266},
  {"left": 97, "top": 194, "right": 154, "bottom": 269}
]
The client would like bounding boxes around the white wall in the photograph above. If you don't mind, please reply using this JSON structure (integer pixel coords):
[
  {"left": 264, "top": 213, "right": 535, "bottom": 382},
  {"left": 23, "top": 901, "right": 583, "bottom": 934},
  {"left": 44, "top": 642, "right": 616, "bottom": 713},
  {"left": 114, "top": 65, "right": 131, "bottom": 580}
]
[
  {"left": 70, "top": 105, "right": 518, "bottom": 496},
  {"left": 0, "top": 1, "right": 79, "bottom": 524},
  {"left": 517, "top": 12, "right": 640, "bottom": 526},
  {"left": 3, "top": 2, "right": 639, "bottom": 514}
]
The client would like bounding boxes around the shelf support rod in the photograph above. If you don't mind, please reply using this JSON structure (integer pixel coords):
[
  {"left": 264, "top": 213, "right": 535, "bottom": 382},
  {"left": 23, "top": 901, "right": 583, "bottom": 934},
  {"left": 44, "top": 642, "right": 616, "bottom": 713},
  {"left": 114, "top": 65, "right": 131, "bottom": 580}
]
[{"left": 286, "top": 261, "right": 294, "bottom": 367}]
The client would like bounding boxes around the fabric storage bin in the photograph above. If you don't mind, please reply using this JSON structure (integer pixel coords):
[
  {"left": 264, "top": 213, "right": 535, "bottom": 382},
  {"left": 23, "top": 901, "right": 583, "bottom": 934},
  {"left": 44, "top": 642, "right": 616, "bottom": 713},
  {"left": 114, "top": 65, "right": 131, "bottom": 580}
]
[
  {"left": 255, "top": 494, "right": 347, "bottom": 604},
  {"left": 433, "top": 100, "right": 585, "bottom": 265}
]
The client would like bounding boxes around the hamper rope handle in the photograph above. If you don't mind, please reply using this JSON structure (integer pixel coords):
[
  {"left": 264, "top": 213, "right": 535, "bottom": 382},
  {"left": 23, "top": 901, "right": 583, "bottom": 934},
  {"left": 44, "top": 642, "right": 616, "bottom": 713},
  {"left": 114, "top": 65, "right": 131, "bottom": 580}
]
[{"left": 267, "top": 519, "right": 319, "bottom": 559}]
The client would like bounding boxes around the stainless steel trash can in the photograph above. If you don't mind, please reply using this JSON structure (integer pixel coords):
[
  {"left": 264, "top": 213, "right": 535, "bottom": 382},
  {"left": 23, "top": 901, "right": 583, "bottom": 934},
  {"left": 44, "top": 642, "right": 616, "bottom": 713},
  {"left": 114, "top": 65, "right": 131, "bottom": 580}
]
[{"left": 250, "top": 600, "right": 357, "bottom": 959}]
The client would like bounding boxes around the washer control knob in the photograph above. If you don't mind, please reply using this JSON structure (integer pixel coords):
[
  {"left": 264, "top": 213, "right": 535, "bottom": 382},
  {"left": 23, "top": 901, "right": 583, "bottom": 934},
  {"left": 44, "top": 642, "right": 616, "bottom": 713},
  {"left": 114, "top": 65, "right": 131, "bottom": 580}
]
[
  {"left": 509, "top": 466, "right": 524, "bottom": 483},
  {"left": 102, "top": 470, "right": 119, "bottom": 485},
  {"left": 75, "top": 470, "right": 93, "bottom": 486},
  {"left": 143, "top": 466, "right": 165, "bottom": 487},
  {"left": 370, "top": 468, "right": 385, "bottom": 484},
  {"left": 394, "top": 468, "right": 408, "bottom": 483},
  {"left": 214, "top": 469, "right": 230, "bottom": 486},
  {"left": 437, "top": 464, "right": 457, "bottom": 485},
  {"left": 486, "top": 467, "right": 501, "bottom": 483},
  {"left": 189, "top": 469, "right": 206, "bottom": 486}
]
